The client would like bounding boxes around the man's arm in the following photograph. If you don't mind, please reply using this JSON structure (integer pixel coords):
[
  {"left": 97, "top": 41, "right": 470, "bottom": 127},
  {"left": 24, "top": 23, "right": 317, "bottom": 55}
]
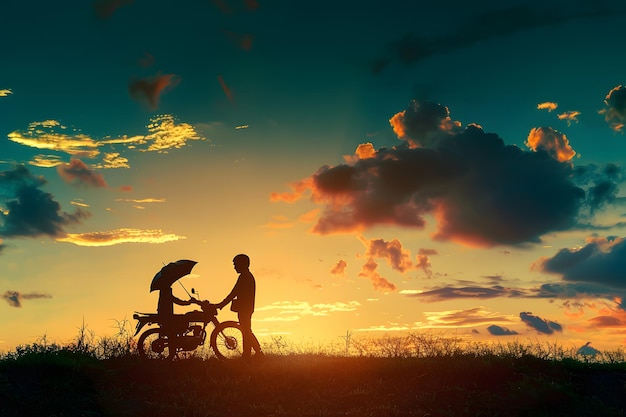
[{"left": 216, "top": 278, "right": 241, "bottom": 309}]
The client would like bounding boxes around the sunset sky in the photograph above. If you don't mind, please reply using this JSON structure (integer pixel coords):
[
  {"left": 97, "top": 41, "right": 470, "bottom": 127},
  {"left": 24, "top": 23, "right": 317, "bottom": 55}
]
[{"left": 2, "top": 0, "right": 626, "bottom": 353}]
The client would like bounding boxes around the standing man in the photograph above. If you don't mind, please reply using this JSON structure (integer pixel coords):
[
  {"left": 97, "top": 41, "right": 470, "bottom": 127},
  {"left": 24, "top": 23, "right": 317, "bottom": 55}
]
[{"left": 216, "top": 254, "right": 264, "bottom": 359}]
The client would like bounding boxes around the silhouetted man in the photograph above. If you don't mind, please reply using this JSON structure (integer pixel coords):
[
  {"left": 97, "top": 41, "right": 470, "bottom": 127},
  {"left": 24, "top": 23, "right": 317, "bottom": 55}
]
[
  {"left": 157, "top": 286, "right": 200, "bottom": 337},
  {"left": 216, "top": 254, "right": 264, "bottom": 359}
]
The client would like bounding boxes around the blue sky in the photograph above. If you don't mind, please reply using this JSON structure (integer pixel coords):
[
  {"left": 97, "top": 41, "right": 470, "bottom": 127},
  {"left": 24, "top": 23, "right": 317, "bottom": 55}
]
[{"left": 2, "top": 0, "right": 626, "bottom": 353}]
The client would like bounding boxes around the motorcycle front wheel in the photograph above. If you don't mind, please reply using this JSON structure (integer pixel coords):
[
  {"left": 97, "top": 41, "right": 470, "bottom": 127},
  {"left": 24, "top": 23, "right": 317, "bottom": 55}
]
[
  {"left": 210, "top": 321, "right": 244, "bottom": 360},
  {"left": 137, "top": 328, "right": 176, "bottom": 360}
]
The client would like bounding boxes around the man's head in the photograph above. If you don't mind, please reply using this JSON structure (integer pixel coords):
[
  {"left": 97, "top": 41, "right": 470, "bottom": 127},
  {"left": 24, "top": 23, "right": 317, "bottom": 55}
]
[{"left": 233, "top": 254, "right": 250, "bottom": 272}]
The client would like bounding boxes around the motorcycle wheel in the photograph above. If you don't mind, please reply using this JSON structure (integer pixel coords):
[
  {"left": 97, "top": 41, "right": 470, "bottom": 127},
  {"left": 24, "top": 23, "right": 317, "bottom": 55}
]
[
  {"left": 210, "top": 321, "right": 244, "bottom": 360},
  {"left": 137, "top": 328, "right": 176, "bottom": 360}
]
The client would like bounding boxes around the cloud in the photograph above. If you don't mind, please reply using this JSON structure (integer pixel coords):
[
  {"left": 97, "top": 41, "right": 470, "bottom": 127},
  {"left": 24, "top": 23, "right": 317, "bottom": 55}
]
[
  {"left": 57, "top": 158, "right": 107, "bottom": 188},
  {"left": 372, "top": 5, "right": 617, "bottom": 73},
  {"left": 525, "top": 127, "right": 576, "bottom": 162},
  {"left": 417, "top": 249, "right": 437, "bottom": 278},
  {"left": 0, "top": 165, "right": 91, "bottom": 238},
  {"left": 358, "top": 259, "right": 397, "bottom": 293},
  {"left": 537, "top": 102, "right": 557, "bottom": 112},
  {"left": 217, "top": 75, "right": 234, "bottom": 102},
  {"left": 115, "top": 197, "right": 166, "bottom": 204},
  {"left": 534, "top": 236, "right": 626, "bottom": 291},
  {"left": 557, "top": 111, "right": 581, "bottom": 126},
  {"left": 356, "top": 235, "right": 421, "bottom": 292},
  {"left": 330, "top": 259, "right": 347, "bottom": 276},
  {"left": 359, "top": 236, "right": 414, "bottom": 273},
  {"left": 55, "top": 228, "right": 186, "bottom": 246},
  {"left": 255, "top": 300, "right": 361, "bottom": 321},
  {"left": 29, "top": 155, "right": 64, "bottom": 168},
  {"left": 407, "top": 285, "right": 530, "bottom": 303},
  {"left": 0, "top": 89, "right": 12, "bottom": 97},
  {"left": 519, "top": 312, "right": 562, "bottom": 335},
  {"left": 273, "top": 100, "right": 619, "bottom": 247},
  {"left": 588, "top": 310, "right": 626, "bottom": 328},
  {"left": 7, "top": 121, "right": 100, "bottom": 158},
  {"left": 8, "top": 115, "right": 206, "bottom": 163},
  {"left": 93, "top": 0, "right": 133, "bottom": 19},
  {"left": 423, "top": 306, "right": 516, "bottom": 328},
  {"left": 140, "top": 115, "right": 202, "bottom": 152},
  {"left": 2, "top": 290, "right": 52, "bottom": 308},
  {"left": 129, "top": 74, "right": 179, "bottom": 110},
  {"left": 487, "top": 325, "right": 518, "bottom": 336},
  {"left": 100, "top": 153, "right": 130, "bottom": 169},
  {"left": 600, "top": 85, "right": 626, "bottom": 133}
]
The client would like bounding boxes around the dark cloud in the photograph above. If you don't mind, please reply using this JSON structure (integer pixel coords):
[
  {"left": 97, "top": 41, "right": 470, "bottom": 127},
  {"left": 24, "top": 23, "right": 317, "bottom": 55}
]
[
  {"left": 373, "top": 4, "right": 618, "bottom": 73},
  {"left": 520, "top": 311, "right": 562, "bottom": 335},
  {"left": 487, "top": 324, "right": 518, "bottom": 336},
  {"left": 600, "top": 85, "right": 626, "bottom": 133},
  {"left": 407, "top": 285, "right": 530, "bottom": 303},
  {"left": 0, "top": 166, "right": 91, "bottom": 239},
  {"left": 57, "top": 159, "right": 107, "bottom": 188},
  {"left": 573, "top": 164, "right": 622, "bottom": 214},
  {"left": 535, "top": 237, "right": 626, "bottom": 290},
  {"left": 535, "top": 282, "right": 619, "bottom": 300},
  {"left": 128, "top": 74, "right": 179, "bottom": 110},
  {"left": 274, "top": 100, "right": 621, "bottom": 247},
  {"left": 2, "top": 290, "right": 52, "bottom": 307}
]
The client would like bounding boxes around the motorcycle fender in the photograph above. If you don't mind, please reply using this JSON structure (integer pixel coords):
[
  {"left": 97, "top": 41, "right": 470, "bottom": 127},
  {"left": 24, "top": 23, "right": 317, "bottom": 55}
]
[{"left": 134, "top": 320, "right": 149, "bottom": 336}]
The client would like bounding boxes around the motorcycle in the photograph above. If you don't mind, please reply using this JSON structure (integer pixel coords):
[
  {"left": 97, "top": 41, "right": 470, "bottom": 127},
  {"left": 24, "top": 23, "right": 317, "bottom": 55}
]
[{"left": 133, "top": 299, "right": 244, "bottom": 360}]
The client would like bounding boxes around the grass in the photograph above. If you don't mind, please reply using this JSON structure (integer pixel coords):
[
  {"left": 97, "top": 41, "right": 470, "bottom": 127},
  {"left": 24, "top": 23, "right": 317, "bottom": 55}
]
[{"left": 1, "top": 325, "right": 626, "bottom": 417}]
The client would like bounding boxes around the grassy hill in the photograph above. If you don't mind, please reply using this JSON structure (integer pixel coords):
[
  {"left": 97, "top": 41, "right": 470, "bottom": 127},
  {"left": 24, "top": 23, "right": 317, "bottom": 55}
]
[{"left": 1, "top": 333, "right": 626, "bottom": 416}]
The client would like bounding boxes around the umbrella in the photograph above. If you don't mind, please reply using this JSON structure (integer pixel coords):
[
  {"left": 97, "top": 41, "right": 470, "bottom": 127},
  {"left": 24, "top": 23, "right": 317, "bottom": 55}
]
[{"left": 150, "top": 259, "right": 198, "bottom": 292}]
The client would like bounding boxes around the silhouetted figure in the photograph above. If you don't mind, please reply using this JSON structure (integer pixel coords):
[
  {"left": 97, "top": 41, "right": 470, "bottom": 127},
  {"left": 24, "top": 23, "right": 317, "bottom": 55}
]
[
  {"left": 216, "top": 254, "right": 264, "bottom": 359},
  {"left": 157, "top": 286, "right": 200, "bottom": 336}
]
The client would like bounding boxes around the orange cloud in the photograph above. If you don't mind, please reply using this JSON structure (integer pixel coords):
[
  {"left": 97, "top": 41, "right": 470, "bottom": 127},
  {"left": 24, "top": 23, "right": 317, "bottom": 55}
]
[
  {"left": 389, "top": 110, "right": 407, "bottom": 140},
  {"left": 557, "top": 110, "right": 580, "bottom": 126},
  {"left": 537, "top": 102, "right": 558, "bottom": 112},
  {"left": 355, "top": 235, "right": 421, "bottom": 292},
  {"left": 330, "top": 259, "right": 347, "bottom": 276},
  {"left": 56, "top": 228, "right": 186, "bottom": 246},
  {"left": 343, "top": 142, "right": 377, "bottom": 163},
  {"left": 269, "top": 178, "right": 313, "bottom": 203},
  {"left": 525, "top": 127, "right": 576, "bottom": 162},
  {"left": 359, "top": 235, "right": 414, "bottom": 273},
  {"left": 358, "top": 259, "right": 397, "bottom": 293},
  {"left": 416, "top": 254, "right": 432, "bottom": 278}
]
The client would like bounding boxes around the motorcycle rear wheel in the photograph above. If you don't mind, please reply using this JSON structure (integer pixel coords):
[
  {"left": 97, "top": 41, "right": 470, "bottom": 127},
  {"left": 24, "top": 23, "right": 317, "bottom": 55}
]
[
  {"left": 137, "top": 328, "right": 176, "bottom": 360},
  {"left": 210, "top": 321, "right": 244, "bottom": 360}
]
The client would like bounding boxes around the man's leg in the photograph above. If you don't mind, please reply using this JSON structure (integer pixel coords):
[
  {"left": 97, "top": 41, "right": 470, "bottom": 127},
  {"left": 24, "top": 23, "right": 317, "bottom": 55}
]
[{"left": 238, "top": 312, "right": 253, "bottom": 358}]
